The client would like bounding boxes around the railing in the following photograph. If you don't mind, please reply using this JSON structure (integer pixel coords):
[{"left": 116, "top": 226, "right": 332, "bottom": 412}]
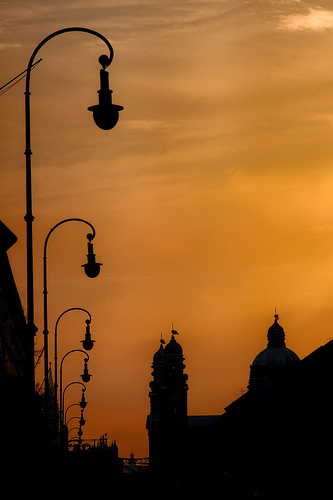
[{"left": 123, "top": 457, "right": 149, "bottom": 467}]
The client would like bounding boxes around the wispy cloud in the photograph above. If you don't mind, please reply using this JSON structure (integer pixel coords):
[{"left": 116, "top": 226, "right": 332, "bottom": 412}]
[
  {"left": 125, "top": 119, "right": 177, "bottom": 131},
  {"left": 278, "top": 7, "right": 333, "bottom": 31},
  {"left": 0, "top": 43, "right": 21, "bottom": 50}
]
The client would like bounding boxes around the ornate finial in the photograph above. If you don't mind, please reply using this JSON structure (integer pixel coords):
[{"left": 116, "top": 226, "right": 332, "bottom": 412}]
[
  {"left": 171, "top": 322, "right": 179, "bottom": 335},
  {"left": 160, "top": 333, "right": 165, "bottom": 345},
  {"left": 274, "top": 308, "right": 279, "bottom": 322},
  {"left": 267, "top": 311, "right": 285, "bottom": 347}
]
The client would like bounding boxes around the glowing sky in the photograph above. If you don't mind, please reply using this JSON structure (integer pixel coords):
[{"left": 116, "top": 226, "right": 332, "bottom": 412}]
[{"left": 2, "top": 0, "right": 333, "bottom": 456}]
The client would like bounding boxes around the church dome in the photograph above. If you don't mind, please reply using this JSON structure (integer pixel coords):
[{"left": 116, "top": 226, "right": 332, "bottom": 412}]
[
  {"left": 165, "top": 333, "right": 183, "bottom": 355},
  {"left": 248, "top": 314, "right": 300, "bottom": 389},
  {"left": 153, "top": 343, "right": 165, "bottom": 362},
  {"left": 252, "top": 346, "right": 300, "bottom": 367}
]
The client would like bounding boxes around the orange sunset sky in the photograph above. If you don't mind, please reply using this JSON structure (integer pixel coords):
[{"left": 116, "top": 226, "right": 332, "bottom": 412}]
[{"left": 2, "top": 0, "right": 333, "bottom": 457}]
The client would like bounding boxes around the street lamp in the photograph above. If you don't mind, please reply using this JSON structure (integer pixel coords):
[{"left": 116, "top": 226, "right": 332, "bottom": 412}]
[
  {"left": 54, "top": 308, "right": 93, "bottom": 415},
  {"left": 82, "top": 319, "right": 95, "bottom": 351},
  {"left": 59, "top": 351, "right": 90, "bottom": 429},
  {"left": 53, "top": 308, "right": 93, "bottom": 437},
  {"left": 81, "top": 358, "right": 91, "bottom": 383},
  {"left": 88, "top": 55, "right": 124, "bottom": 130},
  {"left": 80, "top": 388, "right": 87, "bottom": 409},
  {"left": 43, "top": 218, "right": 100, "bottom": 421},
  {"left": 80, "top": 409, "right": 86, "bottom": 427},
  {"left": 24, "top": 27, "right": 123, "bottom": 389},
  {"left": 67, "top": 410, "right": 85, "bottom": 428},
  {"left": 82, "top": 235, "right": 102, "bottom": 278},
  {"left": 64, "top": 389, "right": 87, "bottom": 425}
]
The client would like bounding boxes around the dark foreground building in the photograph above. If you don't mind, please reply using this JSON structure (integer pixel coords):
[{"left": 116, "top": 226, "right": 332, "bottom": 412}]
[
  {"left": 0, "top": 222, "right": 124, "bottom": 493},
  {"left": 147, "top": 317, "right": 333, "bottom": 498},
  {"left": 146, "top": 330, "right": 224, "bottom": 494},
  {"left": 0, "top": 222, "right": 46, "bottom": 455}
]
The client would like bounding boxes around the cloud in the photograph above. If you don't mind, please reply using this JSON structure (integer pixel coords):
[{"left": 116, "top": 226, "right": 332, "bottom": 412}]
[
  {"left": 278, "top": 7, "right": 333, "bottom": 31},
  {"left": 124, "top": 119, "right": 177, "bottom": 131},
  {"left": 0, "top": 43, "right": 21, "bottom": 50}
]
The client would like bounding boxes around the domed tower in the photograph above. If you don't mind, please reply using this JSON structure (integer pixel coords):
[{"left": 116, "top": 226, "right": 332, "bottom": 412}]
[
  {"left": 146, "top": 329, "right": 188, "bottom": 482},
  {"left": 248, "top": 313, "right": 300, "bottom": 389}
]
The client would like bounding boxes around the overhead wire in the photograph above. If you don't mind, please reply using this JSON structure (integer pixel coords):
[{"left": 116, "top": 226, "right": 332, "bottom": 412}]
[{"left": 0, "top": 58, "right": 42, "bottom": 96}]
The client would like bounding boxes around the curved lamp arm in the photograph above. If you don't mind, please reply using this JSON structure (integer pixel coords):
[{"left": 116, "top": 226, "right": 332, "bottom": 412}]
[
  {"left": 64, "top": 403, "right": 81, "bottom": 424},
  {"left": 25, "top": 27, "right": 113, "bottom": 90},
  {"left": 62, "top": 381, "right": 87, "bottom": 422},
  {"left": 67, "top": 416, "right": 80, "bottom": 426}
]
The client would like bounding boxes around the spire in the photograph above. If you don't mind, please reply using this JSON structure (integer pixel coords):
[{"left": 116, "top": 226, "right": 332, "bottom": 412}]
[
  {"left": 153, "top": 335, "right": 165, "bottom": 362},
  {"left": 165, "top": 326, "right": 183, "bottom": 355},
  {"left": 274, "top": 307, "right": 279, "bottom": 322},
  {"left": 267, "top": 311, "right": 286, "bottom": 348}
]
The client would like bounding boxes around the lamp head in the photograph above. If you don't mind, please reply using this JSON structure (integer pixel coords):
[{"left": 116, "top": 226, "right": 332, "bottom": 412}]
[
  {"left": 82, "top": 240, "right": 102, "bottom": 278},
  {"left": 88, "top": 56, "right": 123, "bottom": 130},
  {"left": 81, "top": 359, "right": 91, "bottom": 383},
  {"left": 79, "top": 388, "right": 87, "bottom": 409},
  {"left": 88, "top": 102, "right": 124, "bottom": 131},
  {"left": 80, "top": 410, "right": 86, "bottom": 427},
  {"left": 81, "top": 319, "right": 95, "bottom": 350}
]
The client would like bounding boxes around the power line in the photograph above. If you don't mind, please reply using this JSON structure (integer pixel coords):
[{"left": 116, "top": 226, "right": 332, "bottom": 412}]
[{"left": 0, "top": 58, "right": 42, "bottom": 96}]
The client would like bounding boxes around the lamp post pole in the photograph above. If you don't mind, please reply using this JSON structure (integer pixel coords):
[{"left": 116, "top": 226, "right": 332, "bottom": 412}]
[{"left": 24, "top": 27, "right": 123, "bottom": 390}]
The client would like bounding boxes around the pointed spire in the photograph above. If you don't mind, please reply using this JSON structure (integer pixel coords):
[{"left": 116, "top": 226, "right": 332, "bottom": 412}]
[
  {"left": 267, "top": 311, "right": 286, "bottom": 348},
  {"left": 274, "top": 307, "right": 279, "bottom": 322}
]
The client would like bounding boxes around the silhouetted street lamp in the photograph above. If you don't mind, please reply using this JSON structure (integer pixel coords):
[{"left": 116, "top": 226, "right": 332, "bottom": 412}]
[
  {"left": 64, "top": 389, "right": 87, "bottom": 425},
  {"left": 88, "top": 55, "right": 124, "bottom": 130},
  {"left": 43, "top": 218, "right": 100, "bottom": 423},
  {"left": 81, "top": 358, "right": 92, "bottom": 383},
  {"left": 65, "top": 404, "right": 82, "bottom": 423},
  {"left": 80, "top": 409, "right": 86, "bottom": 427},
  {"left": 24, "top": 27, "right": 123, "bottom": 389},
  {"left": 60, "top": 383, "right": 87, "bottom": 449},
  {"left": 82, "top": 236, "right": 103, "bottom": 278},
  {"left": 67, "top": 410, "right": 85, "bottom": 428},
  {"left": 59, "top": 351, "right": 91, "bottom": 430},
  {"left": 82, "top": 319, "right": 95, "bottom": 351},
  {"left": 68, "top": 429, "right": 81, "bottom": 450},
  {"left": 68, "top": 420, "right": 85, "bottom": 450},
  {"left": 53, "top": 308, "right": 93, "bottom": 438},
  {"left": 78, "top": 424, "right": 83, "bottom": 448},
  {"left": 68, "top": 428, "right": 80, "bottom": 437},
  {"left": 80, "top": 387, "right": 87, "bottom": 409}
]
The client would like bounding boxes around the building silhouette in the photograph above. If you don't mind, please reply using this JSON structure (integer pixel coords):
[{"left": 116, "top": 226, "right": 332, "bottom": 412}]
[
  {"left": 147, "top": 316, "right": 333, "bottom": 497},
  {"left": 0, "top": 221, "right": 46, "bottom": 455},
  {"left": 222, "top": 322, "right": 333, "bottom": 497},
  {"left": 0, "top": 221, "right": 28, "bottom": 378},
  {"left": 146, "top": 331, "right": 188, "bottom": 485},
  {"left": 1, "top": 224, "right": 332, "bottom": 496},
  {"left": 146, "top": 329, "right": 222, "bottom": 492}
]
